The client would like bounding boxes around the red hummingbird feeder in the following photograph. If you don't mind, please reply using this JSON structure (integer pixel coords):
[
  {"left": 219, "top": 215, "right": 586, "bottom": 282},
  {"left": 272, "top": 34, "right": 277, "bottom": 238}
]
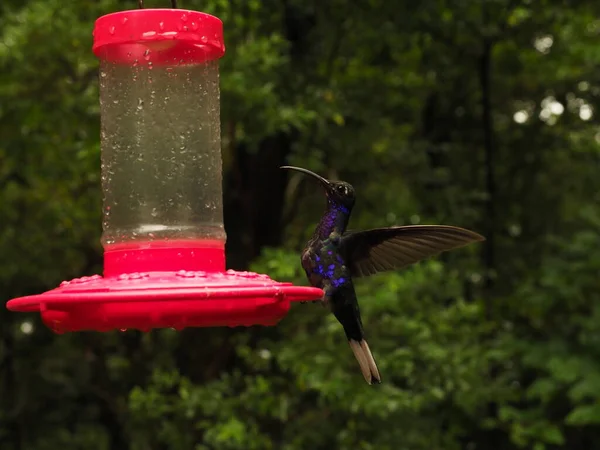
[{"left": 6, "top": 6, "right": 323, "bottom": 333}]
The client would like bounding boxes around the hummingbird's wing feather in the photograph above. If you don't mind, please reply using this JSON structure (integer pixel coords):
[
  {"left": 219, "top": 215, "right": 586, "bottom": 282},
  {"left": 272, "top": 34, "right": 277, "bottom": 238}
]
[{"left": 339, "top": 225, "right": 484, "bottom": 278}]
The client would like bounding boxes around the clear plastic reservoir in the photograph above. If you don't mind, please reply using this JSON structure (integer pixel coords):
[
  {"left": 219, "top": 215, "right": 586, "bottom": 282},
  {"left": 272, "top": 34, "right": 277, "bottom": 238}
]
[
  {"left": 100, "top": 58, "right": 224, "bottom": 248},
  {"left": 94, "top": 10, "right": 227, "bottom": 253}
]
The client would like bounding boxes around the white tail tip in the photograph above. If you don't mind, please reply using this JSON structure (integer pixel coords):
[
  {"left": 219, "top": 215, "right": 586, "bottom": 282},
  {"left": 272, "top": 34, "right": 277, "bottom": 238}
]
[{"left": 349, "top": 339, "right": 381, "bottom": 385}]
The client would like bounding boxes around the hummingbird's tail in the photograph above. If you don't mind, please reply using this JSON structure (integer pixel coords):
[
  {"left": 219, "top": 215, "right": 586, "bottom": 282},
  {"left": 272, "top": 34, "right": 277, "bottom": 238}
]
[{"left": 349, "top": 339, "right": 381, "bottom": 385}]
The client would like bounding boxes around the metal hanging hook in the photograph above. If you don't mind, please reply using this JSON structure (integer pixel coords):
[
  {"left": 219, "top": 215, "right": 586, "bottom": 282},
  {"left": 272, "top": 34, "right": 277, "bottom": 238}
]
[{"left": 138, "top": 0, "right": 178, "bottom": 7}]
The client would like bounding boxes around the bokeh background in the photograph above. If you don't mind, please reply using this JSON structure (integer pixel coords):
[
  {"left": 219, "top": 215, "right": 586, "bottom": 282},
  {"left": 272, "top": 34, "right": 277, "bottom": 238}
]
[{"left": 2, "top": 0, "right": 600, "bottom": 449}]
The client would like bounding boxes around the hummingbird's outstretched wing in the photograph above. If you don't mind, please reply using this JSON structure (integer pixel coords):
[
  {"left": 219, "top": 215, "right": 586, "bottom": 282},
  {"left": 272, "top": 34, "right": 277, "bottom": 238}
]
[{"left": 339, "top": 225, "right": 484, "bottom": 278}]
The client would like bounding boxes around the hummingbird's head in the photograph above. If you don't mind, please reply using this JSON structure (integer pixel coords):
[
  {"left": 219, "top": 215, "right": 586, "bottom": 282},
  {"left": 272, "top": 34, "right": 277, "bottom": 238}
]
[
  {"left": 280, "top": 166, "right": 356, "bottom": 208},
  {"left": 326, "top": 180, "right": 356, "bottom": 208}
]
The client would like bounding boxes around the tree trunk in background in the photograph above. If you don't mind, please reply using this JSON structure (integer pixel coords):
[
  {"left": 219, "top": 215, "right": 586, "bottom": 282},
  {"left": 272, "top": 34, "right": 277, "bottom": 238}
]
[{"left": 224, "top": 132, "right": 294, "bottom": 270}]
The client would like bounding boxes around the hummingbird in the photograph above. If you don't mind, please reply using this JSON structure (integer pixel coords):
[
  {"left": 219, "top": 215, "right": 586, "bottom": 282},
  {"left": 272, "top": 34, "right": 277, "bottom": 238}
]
[{"left": 281, "top": 166, "right": 485, "bottom": 385}]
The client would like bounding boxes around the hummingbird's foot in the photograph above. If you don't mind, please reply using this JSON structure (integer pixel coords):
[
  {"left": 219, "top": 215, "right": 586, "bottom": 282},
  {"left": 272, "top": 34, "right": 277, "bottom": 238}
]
[
  {"left": 328, "top": 231, "right": 342, "bottom": 245},
  {"left": 300, "top": 298, "right": 327, "bottom": 305},
  {"left": 320, "top": 284, "right": 334, "bottom": 307}
]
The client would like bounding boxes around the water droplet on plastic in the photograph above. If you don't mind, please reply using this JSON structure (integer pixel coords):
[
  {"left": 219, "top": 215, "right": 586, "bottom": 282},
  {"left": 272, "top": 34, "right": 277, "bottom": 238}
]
[
  {"left": 159, "top": 21, "right": 164, "bottom": 30},
  {"left": 109, "top": 26, "right": 115, "bottom": 35},
  {"left": 100, "top": 71, "right": 107, "bottom": 78},
  {"left": 191, "top": 22, "right": 198, "bottom": 30},
  {"left": 200, "top": 35, "right": 208, "bottom": 43},
  {"left": 122, "top": 17, "right": 128, "bottom": 25},
  {"left": 181, "top": 14, "right": 188, "bottom": 22},
  {"left": 137, "top": 99, "right": 144, "bottom": 111},
  {"left": 112, "top": 99, "right": 119, "bottom": 105},
  {"left": 151, "top": 208, "right": 158, "bottom": 217},
  {"left": 119, "top": 328, "right": 127, "bottom": 332},
  {"left": 143, "top": 49, "right": 150, "bottom": 60},
  {"left": 183, "top": 25, "right": 189, "bottom": 32},
  {"left": 148, "top": 61, "right": 153, "bottom": 69}
]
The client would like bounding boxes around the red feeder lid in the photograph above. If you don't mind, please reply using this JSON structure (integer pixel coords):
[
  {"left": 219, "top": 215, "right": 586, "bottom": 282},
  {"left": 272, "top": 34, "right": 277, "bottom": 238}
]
[
  {"left": 7, "top": 244, "right": 323, "bottom": 333},
  {"left": 92, "top": 9, "right": 226, "bottom": 65}
]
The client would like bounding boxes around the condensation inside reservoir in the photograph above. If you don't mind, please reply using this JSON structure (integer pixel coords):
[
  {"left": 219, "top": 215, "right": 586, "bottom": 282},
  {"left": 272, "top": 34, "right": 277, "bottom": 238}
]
[{"left": 99, "top": 57, "right": 225, "bottom": 247}]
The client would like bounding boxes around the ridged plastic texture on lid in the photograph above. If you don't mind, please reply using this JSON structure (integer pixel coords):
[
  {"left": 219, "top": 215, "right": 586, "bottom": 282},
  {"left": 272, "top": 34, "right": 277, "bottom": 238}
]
[{"left": 93, "top": 9, "right": 225, "bottom": 65}]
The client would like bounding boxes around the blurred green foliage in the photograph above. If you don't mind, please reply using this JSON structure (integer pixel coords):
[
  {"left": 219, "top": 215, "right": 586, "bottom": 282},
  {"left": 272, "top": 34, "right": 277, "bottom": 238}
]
[{"left": 2, "top": 0, "right": 600, "bottom": 449}]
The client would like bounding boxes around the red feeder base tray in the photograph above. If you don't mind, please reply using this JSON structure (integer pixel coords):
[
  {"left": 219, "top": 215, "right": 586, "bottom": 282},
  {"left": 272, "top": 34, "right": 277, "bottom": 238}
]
[{"left": 6, "top": 270, "right": 323, "bottom": 333}]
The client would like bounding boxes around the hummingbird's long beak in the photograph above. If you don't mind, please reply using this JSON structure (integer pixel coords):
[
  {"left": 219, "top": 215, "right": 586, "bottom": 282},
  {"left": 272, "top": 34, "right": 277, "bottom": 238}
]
[{"left": 280, "top": 166, "right": 331, "bottom": 190}]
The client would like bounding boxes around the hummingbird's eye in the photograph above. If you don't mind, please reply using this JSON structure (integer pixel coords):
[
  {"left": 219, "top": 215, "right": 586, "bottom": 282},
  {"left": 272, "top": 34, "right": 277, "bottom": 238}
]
[{"left": 337, "top": 185, "right": 346, "bottom": 194}]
